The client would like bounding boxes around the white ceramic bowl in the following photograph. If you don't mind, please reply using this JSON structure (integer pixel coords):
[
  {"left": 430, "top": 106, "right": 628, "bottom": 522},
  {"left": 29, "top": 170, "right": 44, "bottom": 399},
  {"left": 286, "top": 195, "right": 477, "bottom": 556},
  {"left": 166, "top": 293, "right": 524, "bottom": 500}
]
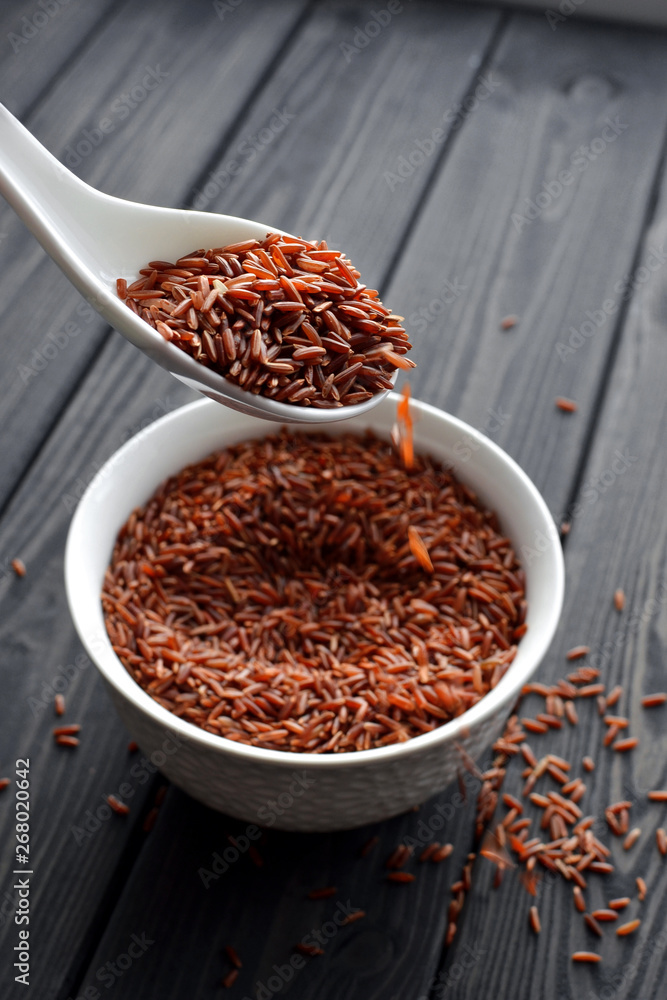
[{"left": 65, "top": 395, "right": 564, "bottom": 831}]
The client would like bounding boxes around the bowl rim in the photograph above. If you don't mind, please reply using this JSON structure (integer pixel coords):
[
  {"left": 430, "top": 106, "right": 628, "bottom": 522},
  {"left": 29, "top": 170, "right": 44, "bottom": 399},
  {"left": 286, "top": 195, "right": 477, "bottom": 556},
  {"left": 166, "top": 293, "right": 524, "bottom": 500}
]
[{"left": 65, "top": 394, "right": 565, "bottom": 770}]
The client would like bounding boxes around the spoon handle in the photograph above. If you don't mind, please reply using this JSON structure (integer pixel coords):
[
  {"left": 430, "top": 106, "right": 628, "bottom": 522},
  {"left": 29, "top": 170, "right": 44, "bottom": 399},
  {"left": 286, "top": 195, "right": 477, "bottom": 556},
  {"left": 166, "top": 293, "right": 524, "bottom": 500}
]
[{"left": 0, "top": 104, "right": 97, "bottom": 262}]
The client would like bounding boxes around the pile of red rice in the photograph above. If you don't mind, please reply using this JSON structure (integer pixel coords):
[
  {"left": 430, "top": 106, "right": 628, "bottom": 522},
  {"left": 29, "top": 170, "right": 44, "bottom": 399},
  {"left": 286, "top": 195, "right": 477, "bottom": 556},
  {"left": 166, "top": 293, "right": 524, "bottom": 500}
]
[
  {"left": 102, "top": 430, "right": 526, "bottom": 753},
  {"left": 117, "top": 234, "right": 414, "bottom": 407}
]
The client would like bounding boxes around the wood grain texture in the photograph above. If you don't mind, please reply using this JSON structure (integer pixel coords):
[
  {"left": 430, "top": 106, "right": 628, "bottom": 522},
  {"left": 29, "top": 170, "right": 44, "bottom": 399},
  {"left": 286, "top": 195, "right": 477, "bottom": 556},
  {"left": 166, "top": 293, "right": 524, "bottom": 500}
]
[
  {"left": 178, "top": 0, "right": 503, "bottom": 286},
  {"left": 437, "top": 132, "right": 667, "bottom": 1000},
  {"left": 47, "top": 10, "right": 667, "bottom": 1000},
  {"left": 0, "top": 4, "right": 501, "bottom": 998},
  {"left": 1, "top": 3, "right": 667, "bottom": 1000},
  {"left": 0, "top": 0, "right": 123, "bottom": 116},
  {"left": 382, "top": 11, "right": 667, "bottom": 521},
  {"left": 0, "top": 0, "right": 308, "bottom": 512}
]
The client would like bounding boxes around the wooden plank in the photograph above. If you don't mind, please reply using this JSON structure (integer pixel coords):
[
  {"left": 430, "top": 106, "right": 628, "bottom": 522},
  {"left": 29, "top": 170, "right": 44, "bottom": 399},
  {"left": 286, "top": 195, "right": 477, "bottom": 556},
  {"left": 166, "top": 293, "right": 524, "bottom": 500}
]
[
  {"left": 0, "top": 0, "right": 122, "bottom": 116},
  {"left": 382, "top": 10, "right": 667, "bottom": 521},
  {"left": 0, "top": 0, "right": 308, "bottom": 513},
  {"left": 177, "top": 0, "right": 504, "bottom": 285},
  {"left": 436, "top": 110, "right": 667, "bottom": 1000},
  {"left": 0, "top": 4, "right": 502, "bottom": 998},
  {"left": 68, "top": 11, "right": 667, "bottom": 1000}
]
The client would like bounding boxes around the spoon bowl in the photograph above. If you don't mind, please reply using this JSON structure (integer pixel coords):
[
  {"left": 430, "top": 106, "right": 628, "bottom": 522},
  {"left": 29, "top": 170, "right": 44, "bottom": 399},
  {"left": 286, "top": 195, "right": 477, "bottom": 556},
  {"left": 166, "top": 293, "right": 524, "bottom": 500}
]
[{"left": 0, "top": 104, "right": 395, "bottom": 422}]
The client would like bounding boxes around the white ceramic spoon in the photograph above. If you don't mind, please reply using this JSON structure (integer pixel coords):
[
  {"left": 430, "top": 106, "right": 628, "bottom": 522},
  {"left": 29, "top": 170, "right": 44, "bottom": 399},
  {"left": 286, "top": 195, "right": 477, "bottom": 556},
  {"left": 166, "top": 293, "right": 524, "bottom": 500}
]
[{"left": 0, "top": 104, "right": 395, "bottom": 422}]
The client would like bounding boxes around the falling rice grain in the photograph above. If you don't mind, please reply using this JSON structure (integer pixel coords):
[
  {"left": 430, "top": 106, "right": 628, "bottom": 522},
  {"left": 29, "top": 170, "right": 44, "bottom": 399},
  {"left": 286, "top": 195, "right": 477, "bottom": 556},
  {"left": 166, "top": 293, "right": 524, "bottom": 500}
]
[{"left": 407, "top": 525, "right": 433, "bottom": 573}]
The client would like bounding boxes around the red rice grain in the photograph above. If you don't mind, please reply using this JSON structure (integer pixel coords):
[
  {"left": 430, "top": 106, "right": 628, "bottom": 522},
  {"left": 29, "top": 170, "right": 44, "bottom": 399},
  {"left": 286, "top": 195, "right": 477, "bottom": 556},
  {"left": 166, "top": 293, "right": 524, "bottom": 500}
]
[
  {"left": 556, "top": 397, "right": 578, "bottom": 413},
  {"left": 0, "top": 778, "right": 9, "bottom": 792},
  {"left": 612, "top": 737, "right": 639, "bottom": 752},
  {"left": 55, "top": 735, "right": 79, "bottom": 748},
  {"left": 564, "top": 701, "right": 579, "bottom": 725},
  {"left": 616, "top": 919, "right": 641, "bottom": 937},
  {"left": 386, "top": 871, "right": 415, "bottom": 883},
  {"left": 222, "top": 969, "right": 239, "bottom": 989},
  {"left": 573, "top": 886, "right": 586, "bottom": 912},
  {"left": 584, "top": 914, "right": 603, "bottom": 937},
  {"left": 360, "top": 835, "right": 379, "bottom": 857},
  {"left": 605, "top": 685, "right": 623, "bottom": 708},
  {"left": 572, "top": 952, "right": 601, "bottom": 963},
  {"left": 648, "top": 791, "right": 667, "bottom": 802},
  {"left": 608, "top": 898, "right": 630, "bottom": 910},
  {"left": 386, "top": 845, "right": 411, "bottom": 869},
  {"left": 582, "top": 756, "right": 595, "bottom": 772},
  {"left": 107, "top": 795, "right": 130, "bottom": 816},
  {"left": 225, "top": 946, "right": 242, "bottom": 969},
  {"left": 529, "top": 905, "right": 541, "bottom": 934},
  {"left": 656, "top": 829, "right": 667, "bottom": 856},
  {"left": 308, "top": 887, "right": 337, "bottom": 899},
  {"left": 432, "top": 843, "right": 454, "bottom": 863},
  {"left": 623, "top": 828, "right": 641, "bottom": 851},
  {"left": 143, "top": 807, "right": 159, "bottom": 833},
  {"left": 636, "top": 876, "right": 647, "bottom": 901},
  {"left": 11, "top": 558, "right": 26, "bottom": 577},
  {"left": 500, "top": 315, "right": 518, "bottom": 330},
  {"left": 642, "top": 693, "right": 667, "bottom": 708},
  {"left": 566, "top": 646, "right": 590, "bottom": 661},
  {"left": 295, "top": 944, "right": 324, "bottom": 957},
  {"left": 119, "top": 235, "right": 414, "bottom": 408},
  {"left": 613, "top": 589, "right": 625, "bottom": 612},
  {"left": 407, "top": 526, "right": 433, "bottom": 573},
  {"left": 54, "top": 694, "right": 65, "bottom": 716}
]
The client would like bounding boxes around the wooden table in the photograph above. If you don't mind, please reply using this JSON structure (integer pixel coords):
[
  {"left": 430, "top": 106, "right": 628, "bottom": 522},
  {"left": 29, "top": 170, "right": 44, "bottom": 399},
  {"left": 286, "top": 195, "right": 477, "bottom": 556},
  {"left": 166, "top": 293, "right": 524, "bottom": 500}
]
[{"left": 1, "top": 2, "right": 667, "bottom": 997}]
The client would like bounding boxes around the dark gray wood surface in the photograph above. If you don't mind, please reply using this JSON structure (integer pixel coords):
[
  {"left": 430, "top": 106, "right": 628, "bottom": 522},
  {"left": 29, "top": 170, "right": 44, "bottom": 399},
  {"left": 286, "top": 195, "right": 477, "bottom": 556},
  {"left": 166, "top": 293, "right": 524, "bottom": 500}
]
[{"left": 1, "top": 2, "right": 666, "bottom": 998}]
